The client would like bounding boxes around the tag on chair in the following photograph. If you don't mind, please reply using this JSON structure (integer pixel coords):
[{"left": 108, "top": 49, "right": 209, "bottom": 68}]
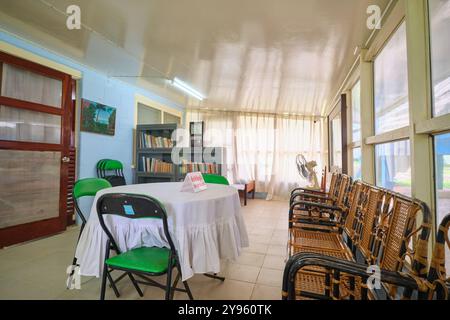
[{"left": 181, "top": 172, "right": 208, "bottom": 193}]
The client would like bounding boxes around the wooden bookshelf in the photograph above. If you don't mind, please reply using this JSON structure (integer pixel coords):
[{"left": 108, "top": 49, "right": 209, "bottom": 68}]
[
  {"left": 134, "top": 123, "right": 225, "bottom": 184},
  {"left": 135, "top": 124, "right": 177, "bottom": 184}
]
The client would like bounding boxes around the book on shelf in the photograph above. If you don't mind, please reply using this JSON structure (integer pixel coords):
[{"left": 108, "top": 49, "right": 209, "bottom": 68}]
[
  {"left": 179, "top": 161, "right": 220, "bottom": 175},
  {"left": 139, "top": 132, "right": 174, "bottom": 149},
  {"left": 140, "top": 157, "right": 174, "bottom": 174}
]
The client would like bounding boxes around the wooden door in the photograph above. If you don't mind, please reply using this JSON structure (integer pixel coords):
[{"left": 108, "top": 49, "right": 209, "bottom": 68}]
[{"left": 0, "top": 52, "right": 74, "bottom": 247}]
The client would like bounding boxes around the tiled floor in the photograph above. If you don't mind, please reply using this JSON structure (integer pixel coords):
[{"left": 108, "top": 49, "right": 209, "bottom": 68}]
[{"left": 0, "top": 199, "right": 289, "bottom": 300}]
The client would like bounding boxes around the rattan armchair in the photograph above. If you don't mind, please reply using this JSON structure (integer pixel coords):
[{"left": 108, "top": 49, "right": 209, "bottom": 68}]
[
  {"left": 288, "top": 175, "right": 352, "bottom": 234},
  {"left": 290, "top": 173, "right": 340, "bottom": 206},
  {"left": 283, "top": 191, "right": 432, "bottom": 300},
  {"left": 427, "top": 214, "right": 450, "bottom": 300}
]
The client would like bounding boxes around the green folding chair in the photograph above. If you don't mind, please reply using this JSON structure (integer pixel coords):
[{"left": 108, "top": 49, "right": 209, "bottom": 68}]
[
  {"left": 68, "top": 178, "right": 112, "bottom": 287},
  {"left": 96, "top": 159, "right": 126, "bottom": 186},
  {"left": 97, "top": 193, "right": 194, "bottom": 300},
  {"left": 202, "top": 174, "right": 230, "bottom": 185}
]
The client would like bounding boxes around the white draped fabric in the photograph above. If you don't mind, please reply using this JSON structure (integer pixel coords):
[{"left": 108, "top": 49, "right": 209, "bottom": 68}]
[
  {"left": 75, "top": 182, "right": 249, "bottom": 281},
  {"left": 186, "top": 110, "right": 324, "bottom": 199}
]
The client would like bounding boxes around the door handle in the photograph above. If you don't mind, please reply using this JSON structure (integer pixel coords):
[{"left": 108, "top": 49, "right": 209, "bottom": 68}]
[{"left": 62, "top": 156, "right": 71, "bottom": 163}]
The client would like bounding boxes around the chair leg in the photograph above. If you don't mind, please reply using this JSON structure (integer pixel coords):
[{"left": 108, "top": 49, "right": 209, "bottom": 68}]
[
  {"left": 100, "top": 264, "right": 108, "bottom": 300},
  {"left": 170, "top": 273, "right": 181, "bottom": 300},
  {"left": 165, "top": 267, "right": 173, "bottom": 300},
  {"left": 183, "top": 281, "right": 194, "bottom": 300},
  {"left": 106, "top": 271, "right": 121, "bottom": 298},
  {"left": 128, "top": 273, "right": 144, "bottom": 297}
]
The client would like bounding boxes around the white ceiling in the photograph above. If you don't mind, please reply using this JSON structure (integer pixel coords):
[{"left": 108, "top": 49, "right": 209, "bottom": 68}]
[{"left": 0, "top": 0, "right": 389, "bottom": 115}]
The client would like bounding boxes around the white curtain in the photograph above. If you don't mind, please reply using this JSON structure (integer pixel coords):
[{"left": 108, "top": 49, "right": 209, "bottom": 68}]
[{"left": 186, "top": 110, "right": 324, "bottom": 200}]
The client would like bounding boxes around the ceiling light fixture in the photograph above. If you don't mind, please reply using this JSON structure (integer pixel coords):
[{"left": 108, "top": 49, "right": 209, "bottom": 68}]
[{"left": 171, "top": 77, "right": 205, "bottom": 101}]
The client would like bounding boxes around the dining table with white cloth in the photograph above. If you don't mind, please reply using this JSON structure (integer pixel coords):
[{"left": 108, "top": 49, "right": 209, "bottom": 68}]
[{"left": 75, "top": 182, "right": 249, "bottom": 281}]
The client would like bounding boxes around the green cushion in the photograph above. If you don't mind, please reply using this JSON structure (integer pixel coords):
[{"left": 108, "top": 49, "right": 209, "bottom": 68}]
[
  {"left": 106, "top": 247, "right": 171, "bottom": 274},
  {"left": 202, "top": 174, "right": 230, "bottom": 185}
]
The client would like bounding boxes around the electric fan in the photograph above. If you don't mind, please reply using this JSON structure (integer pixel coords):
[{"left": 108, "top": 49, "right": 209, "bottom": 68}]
[{"left": 296, "top": 154, "right": 320, "bottom": 190}]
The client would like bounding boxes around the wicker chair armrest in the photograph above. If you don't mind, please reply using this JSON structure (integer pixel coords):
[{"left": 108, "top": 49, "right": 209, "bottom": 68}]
[
  {"left": 282, "top": 253, "right": 425, "bottom": 300},
  {"left": 291, "top": 192, "right": 330, "bottom": 201},
  {"left": 290, "top": 201, "right": 341, "bottom": 212},
  {"left": 291, "top": 188, "right": 326, "bottom": 196}
]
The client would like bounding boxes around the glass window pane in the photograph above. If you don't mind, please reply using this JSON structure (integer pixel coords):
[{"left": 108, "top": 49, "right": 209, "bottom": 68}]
[
  {"left": 331, "top": 114, "right": 342, "bottom": 169},
  {"left": 374, "top": 22, "right": 410, "bottom": 134},
  {"left": 353, "top": 147, "right": 362, "bottom": 180},
  {"left": 164, "top": 112, "right": 181, "bottom": 125},
  {"left": 1, "top": 63, "right": 62, "bottom": 108},
  {"left": 435, "top": 133, "right": 450, "bottom": 274},
  {"left": 0, "top": 150, "right": 61, "bottom": 229},
  {"left": 351, "top": 80, "right": 361, "bottom": 142},
  {"left": 137, "top": 103, "right": 162, "bottom": 125},
  {"left": 375, "top": 140, "right": 411, "bottom": 196},
  {"left": 429, "top": 0, "right": 450, "bottom": 117},
  {"left": 0, "top": 105, "right": 61, "bottom": 144}
]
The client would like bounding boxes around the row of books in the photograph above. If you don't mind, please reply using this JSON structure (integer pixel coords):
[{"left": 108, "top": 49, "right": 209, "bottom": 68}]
[
  {"left": 179, "top": 162, "right": 220, "bottom": 175},
  {"left": 140, "top": 157, "right": 174, "bottom": 173},
  {"left": 139, "top": 132, "right": 174, "bottom": 149}
]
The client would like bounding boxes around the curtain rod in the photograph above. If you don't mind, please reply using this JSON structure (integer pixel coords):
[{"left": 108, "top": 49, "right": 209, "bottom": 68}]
[{"left": 186, "top": 108, "right": 325, "bottom": 120}]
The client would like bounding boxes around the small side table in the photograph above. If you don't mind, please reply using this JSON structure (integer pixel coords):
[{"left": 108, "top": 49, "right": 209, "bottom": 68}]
[{"left": 232, "top": 180, "right": 256, "bottom": 206}]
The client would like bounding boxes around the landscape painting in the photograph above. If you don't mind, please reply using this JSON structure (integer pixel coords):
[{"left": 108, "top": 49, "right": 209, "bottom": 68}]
[{"left": 81, "top": 99, "right": 116, "bottom": 136}]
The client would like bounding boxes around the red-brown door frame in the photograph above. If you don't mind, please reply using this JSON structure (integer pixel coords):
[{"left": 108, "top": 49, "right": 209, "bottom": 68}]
[{"left": 0, "top": 51, "right": 73, "bottom": 247}]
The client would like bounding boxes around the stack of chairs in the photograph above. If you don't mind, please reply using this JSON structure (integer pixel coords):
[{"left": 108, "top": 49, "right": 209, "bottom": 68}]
[
  {"left": 97, "top": 159, "right": 127, "bottom": 187},
  {"left": 283, "top": 173, "right": 435, "bottom": 300}
]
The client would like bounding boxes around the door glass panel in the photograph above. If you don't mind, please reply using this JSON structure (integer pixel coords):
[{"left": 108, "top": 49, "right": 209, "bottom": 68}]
[
  {"left": 163, "top": 112, "right": 181, "bottom": 125},
  {"left": 137, "top": 103, "right": 162, "bottom": 125},
  {"left": 0, "top": 105, "right": 61, "bottom": 144},
  {"left": 0, "top": 150, "right": 61, "bottom": 229},
  {"left": 353, "top": 147, "right": 362, "bottom": 180},
  {"left": 435, "top": 133, "right": 450, "bottom": 274},
  {"left": 1, "top": 63, "right": 62, "bottom": 108},
  {"left": 429, "top": 0, "right": 450, "bottom": 117},
  {"left": 375, "top": 140, "right": 411, "bottom": 196},
  {"left": 374, "top": 22, "right": 410, "bottom": 134}
]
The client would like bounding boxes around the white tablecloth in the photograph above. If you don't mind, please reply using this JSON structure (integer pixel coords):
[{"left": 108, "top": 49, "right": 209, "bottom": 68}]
[{"left": 75, "top": 182, "right": 249, "bottom": 281}]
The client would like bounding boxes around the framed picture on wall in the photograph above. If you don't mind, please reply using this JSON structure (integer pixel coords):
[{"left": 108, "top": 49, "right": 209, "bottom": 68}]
[{"left": 81, "top": 99, "right": 116, "bottom": 136}]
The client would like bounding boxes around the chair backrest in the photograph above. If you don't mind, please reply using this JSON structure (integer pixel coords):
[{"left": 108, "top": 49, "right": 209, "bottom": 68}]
[
  {"left": 320, "top": 167, "right": 327, "bottom": 192},
  {"left": 334, "top": 174, "right": 351, "bottom": 208},
  {"left": 96, "top": 193, "right": 177, "bottom": 255},
  {"left": 428, "top": 214, "right": 450, "bottom": 300},
  {"left": 377, "top": 194, "right": 432, "bottom": 299},
  {"left": 202, "top": 174, "right": 230, "bottom": 185},
  {"left": 103, "top": 159, "right": 124, "bottom": 171},
  {"left": 73, "top": 178, "right": 112, "bottom": 224},
  {"left": 328, "top": 173, "right": 339, "bottom": 198},
  {"left": 96, "top": 159, "right": 110, "bottom": 178},
  {"left": 354, "top": 186, "right": 384, "bottom": 264},
  {"left": 342, "top": 181, "right": 363, "bottom": 240}
]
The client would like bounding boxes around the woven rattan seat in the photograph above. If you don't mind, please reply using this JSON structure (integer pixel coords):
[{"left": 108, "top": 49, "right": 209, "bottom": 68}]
[{"left": 291, "top": 229, "right": 348, "bottom": 252}]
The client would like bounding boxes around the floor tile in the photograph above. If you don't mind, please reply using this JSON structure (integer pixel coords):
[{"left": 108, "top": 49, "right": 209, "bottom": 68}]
[
  {"left": 251, "top": 284, "right": 282, "bottom": 300},
  {"left": 262, "top": 255, "right": 286, "bottom": 271},
  {"left": 256, "top": 268, "right": 284, "bottom": 287}
]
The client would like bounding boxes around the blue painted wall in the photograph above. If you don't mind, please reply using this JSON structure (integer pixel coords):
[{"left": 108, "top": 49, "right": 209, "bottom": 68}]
[{"left": 0, "top": 31, "right": 185, "bottom": 220}]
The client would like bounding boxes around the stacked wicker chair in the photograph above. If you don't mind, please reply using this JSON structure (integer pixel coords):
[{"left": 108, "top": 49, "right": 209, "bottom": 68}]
[
  {"left": 427, "top": 214, "right": 450, "bottom": 300},
  {"left": 283, "top": 182, "right": 433, "bottom": 300},
  {"left": 288, "top": 174, "right": 351, "bottom": 236}
]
